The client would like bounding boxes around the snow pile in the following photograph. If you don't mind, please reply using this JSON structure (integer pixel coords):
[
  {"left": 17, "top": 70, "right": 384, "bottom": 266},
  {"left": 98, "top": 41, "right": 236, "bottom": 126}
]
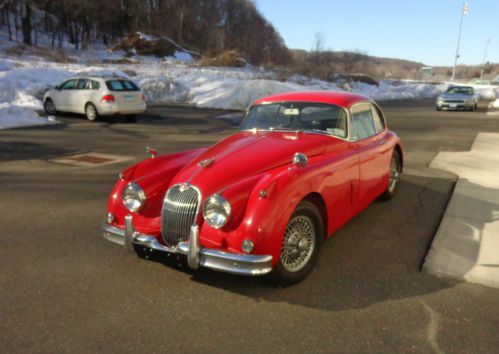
[
  {"left": 187, "top": 78, "right": 303, "bottom": 110},
  {"left": 2, "top": 51, "right": 499, "bottom": 129}
]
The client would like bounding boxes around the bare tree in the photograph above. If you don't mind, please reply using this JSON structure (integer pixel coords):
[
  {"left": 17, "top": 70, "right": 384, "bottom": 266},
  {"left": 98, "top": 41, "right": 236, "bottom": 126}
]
[{"left": 311, "top": 31, "right": 325, "bottom": 64}]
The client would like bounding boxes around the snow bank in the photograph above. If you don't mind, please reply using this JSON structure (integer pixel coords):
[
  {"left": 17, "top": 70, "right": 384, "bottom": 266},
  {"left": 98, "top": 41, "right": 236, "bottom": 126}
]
[
  {"left": 2, "top": 53, "right": 499, "bottom": 129},
  {"left": 187, "top": 78, "right": 303, "bottom": 110}
]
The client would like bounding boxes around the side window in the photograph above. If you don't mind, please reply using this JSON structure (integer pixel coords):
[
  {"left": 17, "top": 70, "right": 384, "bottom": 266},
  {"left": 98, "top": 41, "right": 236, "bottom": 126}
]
[
  {"left": 76, "top": 79, "right": 88, "bottom": 90},
  {"left": 351, "top": 103, "right": 376, "bottom": 140},
  {"left": 91, "top": 80, "right": 100, "bottom": 90},
  {"left": 60, "top": 79, "right": 76, "bottom": 90},
  {"left": 370, "top": 105, "right": 385, "bottom": 133}
]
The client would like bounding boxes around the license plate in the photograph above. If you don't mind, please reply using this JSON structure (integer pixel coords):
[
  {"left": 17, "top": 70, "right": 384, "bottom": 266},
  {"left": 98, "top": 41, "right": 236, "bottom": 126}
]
[
  {"left": 450, "top": 103, "right": 457, "bottom": 108},
  {"left": 124, "top": 95, "right": 135, "bottom": 101}
]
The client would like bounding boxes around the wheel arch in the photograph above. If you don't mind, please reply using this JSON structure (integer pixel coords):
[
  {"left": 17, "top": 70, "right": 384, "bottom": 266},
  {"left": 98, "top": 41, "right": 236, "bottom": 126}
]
[
  {"left": 394, "top": 144, "right": 403, "bottom": 172},
  {"left": 302, "top": 192, "right": 328, "bottom": 239}
]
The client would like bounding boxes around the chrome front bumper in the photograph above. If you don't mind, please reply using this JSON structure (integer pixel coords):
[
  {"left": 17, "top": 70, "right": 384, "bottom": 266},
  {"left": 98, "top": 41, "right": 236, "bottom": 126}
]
[{"left": 102, "top": 215, "right": 273, "bottom": 276}]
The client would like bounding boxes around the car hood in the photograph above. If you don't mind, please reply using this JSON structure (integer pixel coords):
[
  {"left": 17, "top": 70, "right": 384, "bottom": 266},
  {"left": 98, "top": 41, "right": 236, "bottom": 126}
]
[
  {"left": 169, "top": 131, "right": 334, "bottom": 196},
  {"left": 440, "top": 93, "right": 472, "bottom": 100}
]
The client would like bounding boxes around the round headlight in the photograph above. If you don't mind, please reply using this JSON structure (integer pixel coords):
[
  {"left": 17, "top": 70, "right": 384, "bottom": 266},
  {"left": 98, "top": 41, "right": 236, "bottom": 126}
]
[
  {"left": 203, "top": 194, "right": 231, "bottom": 229},
  {"left": 122, "top": 183, "right": 146, "bottom": 212}
]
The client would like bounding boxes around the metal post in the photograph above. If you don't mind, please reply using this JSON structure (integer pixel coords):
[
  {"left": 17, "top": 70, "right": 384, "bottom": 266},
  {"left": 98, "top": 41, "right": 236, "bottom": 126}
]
[
  {"left": 451, "top": 3, "right": 467, "bottom": 82},
  {"left": 480, "top": 39, "right": 491, "bottom": 81}
]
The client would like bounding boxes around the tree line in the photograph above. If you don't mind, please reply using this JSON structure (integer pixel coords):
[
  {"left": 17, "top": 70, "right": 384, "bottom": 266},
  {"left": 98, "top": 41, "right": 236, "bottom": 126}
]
[{"left": 0, "top": 0, "right": 291, "bottom": 65}]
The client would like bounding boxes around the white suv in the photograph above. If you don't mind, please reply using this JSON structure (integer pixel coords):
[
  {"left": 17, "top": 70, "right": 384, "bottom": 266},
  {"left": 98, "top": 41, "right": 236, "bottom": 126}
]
[{"left": 43, "top": 75, "right": 147, "bottom": 121}]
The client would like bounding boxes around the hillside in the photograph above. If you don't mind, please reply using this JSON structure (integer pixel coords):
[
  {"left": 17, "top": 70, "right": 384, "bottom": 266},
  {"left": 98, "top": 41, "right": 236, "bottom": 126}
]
[{"left": 0, "top": 0, "right": 290, "bottom": 65}]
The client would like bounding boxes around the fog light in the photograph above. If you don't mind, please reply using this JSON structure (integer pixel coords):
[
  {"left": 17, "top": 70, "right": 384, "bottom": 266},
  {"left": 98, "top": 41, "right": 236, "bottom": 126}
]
[
  {"left": 107, "top": 212, "right": 115, "bottom": 224},
  {"left": 241, "top": 239, "right": 254, "bottom": 254}
]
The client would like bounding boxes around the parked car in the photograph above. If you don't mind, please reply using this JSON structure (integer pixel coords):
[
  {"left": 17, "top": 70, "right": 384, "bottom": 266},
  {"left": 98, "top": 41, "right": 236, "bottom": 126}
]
[
  {"left": 43, "top": 74, "right": 147, "bottom": 121},
  {"left": 436, "top": 86, "right": 479, "bottom": 111},
  {"left": 102, "top": 91, "right": 403, "bottom": 284}
]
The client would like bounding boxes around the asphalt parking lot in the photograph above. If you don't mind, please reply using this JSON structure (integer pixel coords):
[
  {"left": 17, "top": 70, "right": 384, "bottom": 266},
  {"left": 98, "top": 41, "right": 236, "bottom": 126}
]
[{"left": 1, "top": 100, "right": 499, "bottom": 353}]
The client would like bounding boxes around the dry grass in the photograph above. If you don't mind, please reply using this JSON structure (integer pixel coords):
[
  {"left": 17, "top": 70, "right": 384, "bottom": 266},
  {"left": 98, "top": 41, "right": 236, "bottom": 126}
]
[{"left": 198, "top": 50, "right": 247, "bottom": 68}]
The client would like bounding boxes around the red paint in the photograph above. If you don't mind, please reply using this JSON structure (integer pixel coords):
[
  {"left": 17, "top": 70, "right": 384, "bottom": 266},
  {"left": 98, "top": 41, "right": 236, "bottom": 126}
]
[{"left": 106, "top": 92, "right": 403, "bottom": 267}]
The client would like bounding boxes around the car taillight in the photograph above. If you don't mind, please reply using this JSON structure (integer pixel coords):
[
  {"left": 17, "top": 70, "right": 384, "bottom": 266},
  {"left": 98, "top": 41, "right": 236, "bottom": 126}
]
[{"left": 101, "top": 95, "right": 115, "bottom": 102}]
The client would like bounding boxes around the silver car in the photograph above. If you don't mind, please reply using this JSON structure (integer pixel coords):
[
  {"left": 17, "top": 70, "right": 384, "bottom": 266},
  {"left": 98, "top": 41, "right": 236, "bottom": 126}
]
[
  {"left": 44, "top": 74, "right": 147, "bottom": 121},
  {"left": 436, "top": 86, "right": 479, "bottom": 111}
]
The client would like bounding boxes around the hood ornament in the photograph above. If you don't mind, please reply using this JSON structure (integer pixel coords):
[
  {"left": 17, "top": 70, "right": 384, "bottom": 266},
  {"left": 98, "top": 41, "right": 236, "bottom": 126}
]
[
  {"left": 145, "top": 146, "right": 158, "bottom": 158},
  {"left": 198, "top": 158, "right": 214, "bottom": 168},
  {"left": 179, "top": 182, "right": 191, "bottom": 192}
]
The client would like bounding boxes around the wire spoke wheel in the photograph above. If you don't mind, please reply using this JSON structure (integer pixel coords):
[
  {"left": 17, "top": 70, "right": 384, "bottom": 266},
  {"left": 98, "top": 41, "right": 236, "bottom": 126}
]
[{"left": 280, "top": 215, "right": 316, "bottom": 272}]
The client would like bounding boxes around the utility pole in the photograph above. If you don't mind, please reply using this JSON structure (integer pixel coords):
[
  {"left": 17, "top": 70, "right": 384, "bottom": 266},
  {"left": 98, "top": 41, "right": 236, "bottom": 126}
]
[
  {"left": 480, "top": 38, "right": 491, "bottom": 81},
  {"left": 451, "top": 3, "right": 468, "bottom": 82}
]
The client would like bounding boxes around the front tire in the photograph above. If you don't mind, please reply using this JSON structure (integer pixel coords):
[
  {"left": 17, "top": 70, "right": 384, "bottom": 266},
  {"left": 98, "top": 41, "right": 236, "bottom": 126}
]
[
  {"left": 272, "top": 201, "right": 323, "bottom": 286},
  {"left": 380, "top": 149, "right": 402, "bottom": 201},
  {"left": 44, "top": 99, "right": 57, "bottom": 115},
  {"left": 85, "top": 103, "right": 99, "bottom": 121}
]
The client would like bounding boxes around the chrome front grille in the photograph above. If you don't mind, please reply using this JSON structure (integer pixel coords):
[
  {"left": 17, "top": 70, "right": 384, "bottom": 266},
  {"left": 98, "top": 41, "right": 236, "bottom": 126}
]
[{"left": 161, "top": 184, "right": 200, "bottom": 247}]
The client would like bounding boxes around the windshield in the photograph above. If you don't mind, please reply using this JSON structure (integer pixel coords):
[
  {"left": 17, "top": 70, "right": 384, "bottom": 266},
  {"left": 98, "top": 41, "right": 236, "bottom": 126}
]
[
  {"left": 240, "top": 103, "right": 348, "bottom": 139},
  {"left": 446, "top": 86, "right": 474, "bottom": 95}
]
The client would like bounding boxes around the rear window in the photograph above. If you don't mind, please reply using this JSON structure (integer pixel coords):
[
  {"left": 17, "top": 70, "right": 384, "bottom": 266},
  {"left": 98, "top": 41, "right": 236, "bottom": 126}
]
[{"left": 105, "top": 80, "right": 140, "bottom": 91}]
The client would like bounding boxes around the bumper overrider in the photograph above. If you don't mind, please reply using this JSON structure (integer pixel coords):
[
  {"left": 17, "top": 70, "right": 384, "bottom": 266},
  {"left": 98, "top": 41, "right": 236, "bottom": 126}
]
[{"left": 101, "top": 215, "right": 273, "bottom": 276}]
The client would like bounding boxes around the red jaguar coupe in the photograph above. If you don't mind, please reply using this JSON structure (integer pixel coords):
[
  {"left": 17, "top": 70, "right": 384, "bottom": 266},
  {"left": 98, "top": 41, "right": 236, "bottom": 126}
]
[{"left": 102, "top": 91, "right": 403, "bottom": 284}]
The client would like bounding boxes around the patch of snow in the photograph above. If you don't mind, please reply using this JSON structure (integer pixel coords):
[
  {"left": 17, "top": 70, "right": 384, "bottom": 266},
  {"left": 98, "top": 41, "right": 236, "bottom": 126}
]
[
  {"left": 136, "top": 32, "right": 158, "bottom": 42},
  {"left": 0, "top": 103, "right": 59, "bottom": 129},
  {"left": 173, "top": 51, "right": 194, "bottom": 63}
]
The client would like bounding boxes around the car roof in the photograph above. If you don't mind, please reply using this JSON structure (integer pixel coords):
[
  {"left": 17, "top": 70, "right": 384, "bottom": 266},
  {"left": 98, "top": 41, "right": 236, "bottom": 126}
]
[
  {"left": 252, "top": 91, "right": 371, "bottom": 109},
  {"left": 66, "top": 75, "right": 129, "bottom": 81}
]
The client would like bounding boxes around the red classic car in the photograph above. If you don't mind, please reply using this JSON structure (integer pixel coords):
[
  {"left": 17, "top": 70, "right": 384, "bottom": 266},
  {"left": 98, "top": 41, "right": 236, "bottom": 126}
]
[{"left": 102, "top": 91, "right": 403, "bottom": 284}]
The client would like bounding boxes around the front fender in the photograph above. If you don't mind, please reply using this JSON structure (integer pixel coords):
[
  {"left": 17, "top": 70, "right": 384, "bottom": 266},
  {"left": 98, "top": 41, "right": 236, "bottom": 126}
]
[
  {"left": 200, "top": 161, "right": 327, "bottom": 266},
  {"left": 107, "top": 147, "right": 207, "bottom": 231}
]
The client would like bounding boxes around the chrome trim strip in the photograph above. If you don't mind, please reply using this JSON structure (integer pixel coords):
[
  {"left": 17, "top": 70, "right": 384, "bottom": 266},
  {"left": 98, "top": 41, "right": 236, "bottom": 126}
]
[{"left": 101, "top": 220, "right": 273, "bottom": 276}]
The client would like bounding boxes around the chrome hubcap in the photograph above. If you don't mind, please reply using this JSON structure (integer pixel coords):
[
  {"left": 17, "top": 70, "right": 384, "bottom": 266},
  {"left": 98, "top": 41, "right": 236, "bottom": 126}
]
[
  {"left": 280, "top": 215, "right": 316, "bottom": 272},
  {"left": 86, "top": 105, "right": 96, "bottom": 120},
  {"left": 389, "top": 155, "right": 400, "bottom": 192}
]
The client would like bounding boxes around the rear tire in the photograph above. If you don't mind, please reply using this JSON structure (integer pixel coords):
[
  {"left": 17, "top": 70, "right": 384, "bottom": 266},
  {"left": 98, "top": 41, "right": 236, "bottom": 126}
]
[
  {"left": 85, "top": 103, "right": 99, "bottom": 121},
  {"left": 380, "top": 149, "right": 402, "bottom": 201},
  {"left": 44, "top": 99, "right": 57, "bottom": 115},
  {"left": 272, "top": 200, "right": 322, "bottom": 286}
]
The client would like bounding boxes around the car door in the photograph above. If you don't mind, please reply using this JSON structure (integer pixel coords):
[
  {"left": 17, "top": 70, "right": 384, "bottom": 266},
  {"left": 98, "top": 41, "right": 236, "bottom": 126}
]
[
  {"left": 73, "top": 79, "right": 90, "bottom": 113},
  {"left": 54, "top": 79, "right": 77, "bottom": 111},
  {"left": 350, "top": 103, "right": 391, "bottom": 211}
]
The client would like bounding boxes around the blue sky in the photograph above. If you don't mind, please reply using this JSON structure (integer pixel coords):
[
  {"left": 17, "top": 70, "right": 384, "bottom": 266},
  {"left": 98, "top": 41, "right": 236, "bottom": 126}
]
[{"left": 256, "top": 0, "right": 498, "bottom": 66}]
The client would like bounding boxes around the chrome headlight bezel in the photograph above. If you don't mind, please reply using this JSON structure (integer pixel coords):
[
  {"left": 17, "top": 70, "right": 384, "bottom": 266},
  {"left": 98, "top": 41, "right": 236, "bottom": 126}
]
[
  {"left": 203, "top": 194, "right": 231, "bottom": 229},
  {"left": 122, "top": 182, "right": 146, "bottom": 212}
]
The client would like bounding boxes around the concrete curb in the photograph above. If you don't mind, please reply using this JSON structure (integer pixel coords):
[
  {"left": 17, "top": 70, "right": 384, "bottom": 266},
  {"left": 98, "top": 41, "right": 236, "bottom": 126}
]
[{"left": 423, "top": 133, "right": 499, "bottom": 288}]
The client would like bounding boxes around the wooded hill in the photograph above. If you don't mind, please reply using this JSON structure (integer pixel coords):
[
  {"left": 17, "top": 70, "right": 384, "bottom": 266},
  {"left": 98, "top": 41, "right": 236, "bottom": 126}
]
[{"left": 0, "top": 0, "right": 291, "bottom": 65}]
